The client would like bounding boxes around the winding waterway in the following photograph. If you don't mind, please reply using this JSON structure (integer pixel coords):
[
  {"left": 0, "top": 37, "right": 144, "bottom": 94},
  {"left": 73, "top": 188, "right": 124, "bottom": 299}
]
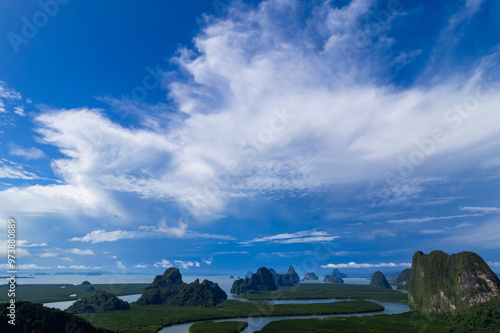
[{"left": 157, "top": 299, "right": 410, "bottom": 333}]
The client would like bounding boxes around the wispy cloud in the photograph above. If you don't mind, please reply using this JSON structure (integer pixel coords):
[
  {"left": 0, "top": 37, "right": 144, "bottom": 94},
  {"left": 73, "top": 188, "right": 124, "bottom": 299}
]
[
  {"left": 13, "top": 106, "right": 25, "bottom": 117},
  {"left": 134, "top": 264, "right": 147, "bottom": 268},
  {"left": 388, "top": 214, "right": 483, "bottom": 224},
  {"left": 321, "top": 262, "right": 411, "bottom": 269},
  {"left": 0, "top": 263, "right": 50, "bottom": 270},
  {"left": 10, "top": 145, "right": 46, "bottom": 160},
  {"left": 0, "top": 81, "right": 22, "bottom": 113},
  {"left": 116, "top": 261, "right": 126, "bottom": 269},
  {"left": 154, "top": 259, "right": 172, "bottom": 268},
  {"left": 203, "top": 257, "right": 213, "bottom": 265},
  {"left": 359, "top": 229, "right": 396, "bottom": 240},
  {"left": 242, "top": 230, "right": 340, "bottom": 245},
  {"left": 460, "top": 206, "right": 500, "bottom": 214},
  {"left": 69, "top": 248, "right": 95, "bottom": 256},
  {"left": 38, "top": 252, "right": 58, "bottom": 257},
  {"left": 0, "top": 160, "right": 40, "bottom": 180},
  {"left": 70, "top": 220, "right": 234, "bottom": 243},
  {"left": 212, "top": 251, "right": 250, "bottom": 255},
  {"left": 174, "top": 260, "right": 200, "bottom": 269},
  {"left": 57, "top": 265, "right": 102, "bottom": 270}
]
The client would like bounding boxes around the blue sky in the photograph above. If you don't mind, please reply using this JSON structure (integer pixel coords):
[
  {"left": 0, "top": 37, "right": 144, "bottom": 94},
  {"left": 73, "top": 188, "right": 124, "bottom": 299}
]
[{"left": 1, "top": 0, "right": 500, "bottom": 277}]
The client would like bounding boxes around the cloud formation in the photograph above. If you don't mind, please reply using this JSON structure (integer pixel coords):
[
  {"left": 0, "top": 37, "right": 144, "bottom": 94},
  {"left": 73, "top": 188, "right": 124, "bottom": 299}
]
[{"left": 321, "top": 262, "right": 411, "bottom": 269}]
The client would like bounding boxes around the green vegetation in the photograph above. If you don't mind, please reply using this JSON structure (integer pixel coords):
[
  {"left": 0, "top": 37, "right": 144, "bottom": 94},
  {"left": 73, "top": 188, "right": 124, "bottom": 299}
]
[
  {"left": 231, "top": 267, "right": 278, "bottom": 295},
  {"left": 240, "top": 283, "right": 408, "bottom": 304},
  {"left": 79, "top": 300, "right": 383, "bottom": 333},
  {"left": 256, "top": 311, "right": 449, "bottom": 333},
  {"left": 370, "top": 271, "right": 392, "bottom": 289},
  {"left": 0, "top": 301, "right": 113, "bottom": 333},
  {"left": 189, "top": 321, "right": 248, "bottom": 333},
  {"left": 409, "top": 250, "right": 500, "bottom": 313},
  {"left": 395, "top": 268, "right": 411, "bottom": 290},
  {"left": 136, "top": 267, "right": 227, "bottom": 306},
  {"left": 67, "top": 290, "right": 130, "bottom": 314},
  {"left": 0, "top": 283, "right": 149, "bottom": 303},
  {"left": 448, "top": 296, "right": 500, "bottom": 332}
]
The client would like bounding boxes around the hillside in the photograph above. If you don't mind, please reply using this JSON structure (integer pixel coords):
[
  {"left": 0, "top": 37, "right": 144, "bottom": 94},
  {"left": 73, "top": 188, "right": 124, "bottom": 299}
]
[
  {"left": 136, "top": 267, "right": 227, "bottom": 306},
  {"left": 408, "top": 250, "right": 500, "bottom": 313}
]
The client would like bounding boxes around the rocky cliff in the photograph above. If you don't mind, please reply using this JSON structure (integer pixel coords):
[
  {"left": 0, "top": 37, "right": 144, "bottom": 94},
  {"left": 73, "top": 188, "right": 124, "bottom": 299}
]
[
  {"left": 395, "top": 268, "right": 411, "bottom": 290},
  {"left": 136, "top": 267, "right": 227, "bottom": 306},
  {"left": 324, "top": 274, "right": 344, "bottom": 284},
  {"left": 370, "top": 271, "right": 392, "bottom": 289},
  {"left": 408, "top": 250, "right": 500, "bottom": 313},
  {"left": 332, "top": 269, "right": 348, "bottom": 278},
  {"left": 275, "top": 266, "right": 301, "bottom": 286},
  {"left": 302, "top": 272, "right": 318, "bottom": 281},
  {"left": 231, "top": 267, "right": 278, "bottom": 294},
  {"left": 67, "top": 290, "right": 130, "bottom": 314}
]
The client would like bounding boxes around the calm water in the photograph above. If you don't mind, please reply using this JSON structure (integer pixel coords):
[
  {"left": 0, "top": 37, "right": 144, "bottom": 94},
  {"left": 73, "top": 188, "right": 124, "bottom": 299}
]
[
  {"left": 158, "top": 300, "right": 410, "bottom": 333},
  {"left": 34, "top": 273, "right": 407, "bottom": 332}
]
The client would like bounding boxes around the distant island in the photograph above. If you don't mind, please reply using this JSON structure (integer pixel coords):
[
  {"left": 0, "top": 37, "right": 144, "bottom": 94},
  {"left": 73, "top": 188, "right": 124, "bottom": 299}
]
[
  {"left": 231, "top": 267, "right": 278, "bottom": 295},
  {"left": 136, "top": 267, "right": 227, "bottom": 306}
]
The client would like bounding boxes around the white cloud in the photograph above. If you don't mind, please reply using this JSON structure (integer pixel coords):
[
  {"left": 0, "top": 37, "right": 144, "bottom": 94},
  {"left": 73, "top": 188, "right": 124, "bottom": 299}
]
[
  {"left": 359, "top": 229, "right": 396, "bottom": 240},
  {"left": 70, "top": 219, "right": 234, "bottom": 243},
  {"left": 13, "top": 106, "right": 25, "bottom": 117},
  {"left": 388, "top": 214, "right": 483, "bottom": 224},
  {"left": 0, "top": 81, "right": 22, "bottom": 113},
  {"left": 61, "top": 257, "right": 74, "bottom": 262},
  {"left": 69, "top": 248, "right": 95, "bottom": 256},
  {"left": 154, "top": 259, "right": 172, "bottom": 268},
  {"left": 10, "top": 145, "right": 46, "bottom": 160},
  {"left": 0, "top": 263, "right": 50, "bottom": 270},
  {"left": 0, "top": 161, "right": 40, "bottom": 180},
  {"left": 38, "top": 252, "right": 58, "bottom": 257},
  {"left": 0, "top": 241, "right": 31, "bottom": 258},
  {"left": 243, "top": 230, "right": 339, "bottom": 244},
  {"left": 203, "top": 257, "right": 213, "bottom": 265},
  {"left": 16, "top": 240, "right": 48, "bottom": 247},
  {"left": 1, "top": 0, "right": 500, "bottom": 225},
  {"left": 321, "top": 262, "right": 411, "bottom": 269},
  {"left": 116, "top": 261, "right": 126, "bottom": 269},
  {"left": 213, "top": 251, "right": 250, "bottom": 255},
  {"left": 488, "top": 262, "right": 500, "bottom": 268},
  {"left": 134, "top": 264, "right": 147, "bottom": 268},
  {"left": 174, "top": 260, "right": 195, "bottom": 269},
  {"left": 57, "top": 265, "right": 102, "bottom": 270},
  {"left": 460, "top": 206, "right": 500, "bottom": 214}
]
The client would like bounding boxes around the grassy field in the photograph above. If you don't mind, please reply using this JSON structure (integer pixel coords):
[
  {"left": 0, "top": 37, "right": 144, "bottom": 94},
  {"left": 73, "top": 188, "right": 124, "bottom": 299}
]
[
  {"left": 255, "top": 311, "right": 449, "bottom": 332},
  {"left": 189, "top": 321, "right": 248, "bottom": 333},
  {"left": 241, "top": 283, "right": 409, "bottom": 304},
  {"left": 78, "top": 300, "right": 384, "bottom": 333},
  {"left": 0, "top": 283, "right": 149, "bottom": 303}
]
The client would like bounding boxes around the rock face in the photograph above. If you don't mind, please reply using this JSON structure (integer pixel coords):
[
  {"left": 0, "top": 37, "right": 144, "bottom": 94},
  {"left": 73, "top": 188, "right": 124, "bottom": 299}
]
[
  {"left": 332, "top": 269, "right": 348, "bottom": 279},
  {"left": 370, "top": 271, "right": 392, "bottom": 289},
  {"left": 275, "top": 266, "right": 301, "bottom": 286},
  {"left": 136, "top": 267, "right": 227, "bottom": 306},
  {"left": 324, "top": 274, "right": 344, "bottom": 284},
  {"left": 408, "top": 250, "right": 500, "bottom": 313},
  {"left": 67, "top": 290, "right": 130, "bottom": 314},
  {"left": 302, "top": 272, "right": 318, "bottom": 281},
  {"left": 395, "top": 268, "right": 411, "bottom": 290},
  {"left": 231, "top": 267, "right": 278, "bottom": 295}
]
